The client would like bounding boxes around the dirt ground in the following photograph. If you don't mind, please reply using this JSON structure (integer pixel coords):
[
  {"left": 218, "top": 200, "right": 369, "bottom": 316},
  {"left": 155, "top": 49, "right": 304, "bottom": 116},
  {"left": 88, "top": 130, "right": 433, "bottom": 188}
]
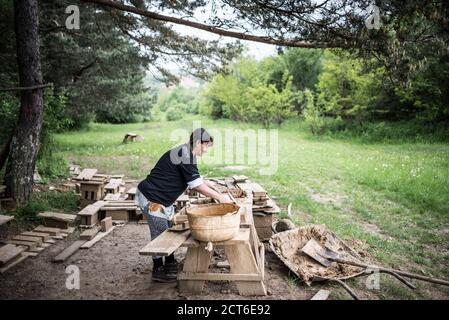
[{"left": 0, "top": 222, "right": 322, "bottom": 300}]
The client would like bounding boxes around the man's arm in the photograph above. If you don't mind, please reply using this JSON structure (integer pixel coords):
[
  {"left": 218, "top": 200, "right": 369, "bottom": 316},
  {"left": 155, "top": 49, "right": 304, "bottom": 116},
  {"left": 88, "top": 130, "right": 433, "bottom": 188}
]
[{"left": 193, "top": 183, "right": 231, "bottom": 203}]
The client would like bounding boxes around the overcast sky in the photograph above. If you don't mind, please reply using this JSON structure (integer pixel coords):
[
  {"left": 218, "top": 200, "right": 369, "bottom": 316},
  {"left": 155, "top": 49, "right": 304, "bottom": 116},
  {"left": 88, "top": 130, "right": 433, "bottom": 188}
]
[{"left": 165, "top": 4, "right": 277, "bottom": 72}]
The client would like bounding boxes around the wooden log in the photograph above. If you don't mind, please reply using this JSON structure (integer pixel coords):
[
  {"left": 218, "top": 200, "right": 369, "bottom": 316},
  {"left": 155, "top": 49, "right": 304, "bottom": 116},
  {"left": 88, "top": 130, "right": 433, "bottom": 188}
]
[{"left": 53, "top": 240, "right": 87, "bottom": 262}]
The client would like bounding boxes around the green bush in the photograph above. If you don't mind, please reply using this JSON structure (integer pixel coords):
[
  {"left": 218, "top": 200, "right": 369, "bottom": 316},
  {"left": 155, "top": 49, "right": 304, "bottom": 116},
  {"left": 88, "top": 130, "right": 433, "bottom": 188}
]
[
  {"left": 302, "top": 89, "right": 326, "bottom": 135},
  {"left": 166, "top": 107, "right": 183, "bottom": 121},
  {"left": 11, "top": 190, "right": 79, "bottom": 222},
  {"left": 202, "top": 58, "right": 296, "bottom": 126}
]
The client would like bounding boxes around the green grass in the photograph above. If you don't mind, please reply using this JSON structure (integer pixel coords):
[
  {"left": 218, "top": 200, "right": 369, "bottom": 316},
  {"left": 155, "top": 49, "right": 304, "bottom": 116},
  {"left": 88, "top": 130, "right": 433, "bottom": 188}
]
[
  {"left": 54, "top": 116, "right": 449, "bottom": 299},
  {"left": 8, "top": 190, "right": 79, "bottom": 226}
]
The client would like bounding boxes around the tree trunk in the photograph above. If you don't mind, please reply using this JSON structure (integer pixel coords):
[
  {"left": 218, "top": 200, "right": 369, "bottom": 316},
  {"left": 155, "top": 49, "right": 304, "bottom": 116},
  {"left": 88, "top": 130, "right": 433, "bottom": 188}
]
[{"left": 5, "top": 0, "right": 44, "bottom": 205}]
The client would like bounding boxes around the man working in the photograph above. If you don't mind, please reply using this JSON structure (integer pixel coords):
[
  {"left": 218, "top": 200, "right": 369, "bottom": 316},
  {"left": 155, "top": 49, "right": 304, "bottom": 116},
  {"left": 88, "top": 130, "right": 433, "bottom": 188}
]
[{"left": 135, "top": 128, "right": 229, "bottom": 282}]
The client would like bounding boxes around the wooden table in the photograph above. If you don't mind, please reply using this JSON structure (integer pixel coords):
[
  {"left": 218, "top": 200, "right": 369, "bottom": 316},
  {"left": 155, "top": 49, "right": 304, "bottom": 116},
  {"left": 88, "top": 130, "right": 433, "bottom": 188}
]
[
  {"left": 178, "top": 227, "right": 266, "bottom": 296},
  {"left": 139, "top": 187, "right": 266, "bottom": 296}
]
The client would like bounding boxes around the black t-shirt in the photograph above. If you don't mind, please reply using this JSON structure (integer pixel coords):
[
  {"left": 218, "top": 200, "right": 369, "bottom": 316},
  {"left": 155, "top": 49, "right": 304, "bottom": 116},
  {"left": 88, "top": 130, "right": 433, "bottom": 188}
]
[{"left": 137, "top": 144, "right": 201, "bottom": 207}]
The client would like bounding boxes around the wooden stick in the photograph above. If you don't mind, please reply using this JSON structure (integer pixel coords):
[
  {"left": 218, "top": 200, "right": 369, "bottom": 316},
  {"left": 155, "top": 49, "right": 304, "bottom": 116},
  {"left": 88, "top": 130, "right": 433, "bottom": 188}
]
[
  {"left": 332, "top": 257, "right": 449, "bottom": 287},
  {"left": 333, "top": 279, "right": 360, "bottom": 300}
]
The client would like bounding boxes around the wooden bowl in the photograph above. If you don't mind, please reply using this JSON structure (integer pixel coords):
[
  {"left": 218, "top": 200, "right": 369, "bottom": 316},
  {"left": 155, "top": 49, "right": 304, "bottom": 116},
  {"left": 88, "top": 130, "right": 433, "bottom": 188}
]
[{"left": 186, "top": 203, "right": 240, "bottom": 242}]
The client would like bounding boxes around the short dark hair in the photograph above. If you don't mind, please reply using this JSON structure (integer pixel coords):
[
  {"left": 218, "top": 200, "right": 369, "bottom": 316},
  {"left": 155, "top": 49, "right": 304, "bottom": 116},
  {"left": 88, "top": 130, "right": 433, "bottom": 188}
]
[{"left": 189, "top": 128, "right": 213, "bottom": 148}]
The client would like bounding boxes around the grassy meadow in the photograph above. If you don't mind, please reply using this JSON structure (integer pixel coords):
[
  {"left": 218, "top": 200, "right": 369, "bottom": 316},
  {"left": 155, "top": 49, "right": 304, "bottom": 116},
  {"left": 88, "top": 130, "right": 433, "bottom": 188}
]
[{"left": 52, "top": 116, "right": 449, "bottom": 299}]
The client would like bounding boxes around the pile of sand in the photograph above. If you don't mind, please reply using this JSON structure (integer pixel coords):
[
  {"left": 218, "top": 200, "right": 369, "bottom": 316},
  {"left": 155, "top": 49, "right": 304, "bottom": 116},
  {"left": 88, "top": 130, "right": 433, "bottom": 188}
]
[{"left": 269, "top": 224, "right": 365, "bottom": 285}]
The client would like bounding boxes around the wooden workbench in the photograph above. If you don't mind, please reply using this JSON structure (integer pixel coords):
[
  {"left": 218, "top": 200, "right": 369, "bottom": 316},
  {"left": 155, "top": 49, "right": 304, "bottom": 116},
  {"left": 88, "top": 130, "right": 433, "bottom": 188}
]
[{"left": 139, "top": 186, "right": 266, "bottom": 296}]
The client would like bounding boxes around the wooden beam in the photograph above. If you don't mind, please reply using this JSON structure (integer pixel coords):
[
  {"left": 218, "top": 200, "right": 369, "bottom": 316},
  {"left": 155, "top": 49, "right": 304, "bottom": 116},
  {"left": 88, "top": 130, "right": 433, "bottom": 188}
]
[
  {"left": 75, "top": 168, "right": 98, "bottom": 180},
  {"left": 12, "top": 235, "right": 43, "bottom": 245},
  {"left": 21, "top": 231, "right": 50, "bottom": 241},
  {"left": 7, "top": 240, "right": 38, "bottom": 251},
  {"left": 80, "top": 226, "right": 115, "bottom": 249},
  {"left": 178, "top": 272, "right": 262, "bottom": 281},
  {"left": 53, "top": 240, "right": 87, "bottom": 262},
  {"left": 0, "top": 244, "right": 25, "bottom": 267},
  {"left": 140, "top": 230, "right": 190, "bottom": 256},
  {"left": 0, "top": 214, "right": 14, "bottom": 225},
  {"left": 79, "top": 225, "right": 101, "bottom": 240},
  {"left": 311, "top": 289, "right": 331, "bottom": 300},
  {"left": 37, "top": 212, "right": 76, "bottom": 222}
]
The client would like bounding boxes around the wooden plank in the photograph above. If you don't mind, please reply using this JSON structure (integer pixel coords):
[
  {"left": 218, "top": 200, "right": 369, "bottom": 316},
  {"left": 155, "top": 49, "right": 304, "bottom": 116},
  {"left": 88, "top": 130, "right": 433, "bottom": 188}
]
[
  {"left": 7, "top": 240, "right": 37, "bottom": 251},
  {"left": 140, "top": 230, "right": 190, "bottom": 256},
  {"left": 0, "top": 254, "right": 27, "bottom": 274},
  {"left": 53, "top": 240, "right": 87, "bottom": 263},
  {"left": 60, "top": 227, "right": 75, "bottom": 235},
  {"left": 225, "top": 242, "right": 266, "bottom": 296},
  {"left": 77, "top": 201, "right": 105, "bottom": 216},
  {"left": 80, "top": 226, "right": 115, "bottom": 249},
  {"left": 236, "top": 182, "right": 253, "bottom": 193},
  {"left": 43, "top": 219, "right": 69, "bottom": 229},
  {"left": 311, "top": 289, "right": 331, "bottom": 300},
  {"left": 75, "top": 168, "right": 97, "bottom": 180},
  {"left": 232, "top": 175, "right": 248, "bottom": 183},
  {"left": 126, "top": 187, "right": 137, "bottom": 195},
  {"left": 21, "top": 231, "right": 50, "bottom": 241},
  {"left": 102, "top": 200, "right": 136, "bottom": 207},
  {"left": 104, "top": 193, "right": 121, "bottom": 201},
  {"left": 0, "top": 214, "right": 14, "bottom": 225},
  {"left": 23, "top": 251, "right": 39, "bottom": 258},
  {"left": 176, "top": 194, "right": 189, "bottom": 202},
  {"left": 37, "top": 212, "right": 76, "bottom": 222},
  {"left": 0, "top": 244, "right": 25, "bottom": 266},
  {"left": 79, "top": 226, "right": 101, "bottom": 240},
  {"left": 33, "top": 225, "right": 61, "bottom": 236},
  {"left": 178, "top": 246, "right": 212, "bottom": 294},
  {"left": 105, "top": 210, "right": 129, "bottom": 221},
  {"left": 178, "top": 272, "right": 261, "bottom": 281},
  {"left": 28, "top": 247, "right": 45, "bottom": 253},
  {"left": 251, "top": 182, "right": 267, "bottom": 194},
  {"left": 12, "top": 235, "right": 43, "bottom": 245},
  {"left": 102, "top": 206, "right": 136, "bottom": 211},
  {"left": 100, "top": 217, "right": 112, "bottom": 232},
  {"left": 255, "top": 227, "right": 273, "bottom": 241},
  {"left": 104, "top": 178, "right": 122, "bottom": 191}
]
